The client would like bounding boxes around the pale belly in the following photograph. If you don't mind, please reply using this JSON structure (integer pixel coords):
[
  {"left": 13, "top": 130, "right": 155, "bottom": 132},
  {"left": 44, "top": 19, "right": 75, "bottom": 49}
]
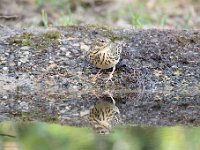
[{"left": 95, "top": 59, "right": 119, "bottom": 69}]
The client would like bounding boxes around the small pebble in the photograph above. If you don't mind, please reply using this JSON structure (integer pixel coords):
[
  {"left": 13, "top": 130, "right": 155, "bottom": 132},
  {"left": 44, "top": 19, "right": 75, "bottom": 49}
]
[
  {"left": 0, "top": 56, "right": 6, "bottom": 61},
  {"left": 3, "top": 67, "right": 8, "bottom": 71},
  {"left": 20, "top": 57, "right": 28, "bottom": 63},
  {"left": 49, "top": 60, "right": 54, "bottom": 64},
  {"left": 20, "top": 46, "right": 30, "bottom": 50},
  {"left": 80, "top": 110, "right": 90, "bottom": 117},
  {"left": 23, "top": 51, "right": 29, "bottom": 55},
  {"left": 60, "top": 47, "right": 67, "bottom": 51},
  {"left": 80, "top": 43, "right": 89, "bottom": 51},
  {"left": 2, "top": 96, "right": 8, "bottom": 99},
  {"left": 73, "top": 43, "right": 80, "bottom": 47},
  {"left": 17, "top": 62, "right": 22, "bottom": 66},
  {"left": 61, "top": 40, "right": 68, "bottom": 45},
  {"left": 65, "top": 51, "right": 71, "bottom": 57}
]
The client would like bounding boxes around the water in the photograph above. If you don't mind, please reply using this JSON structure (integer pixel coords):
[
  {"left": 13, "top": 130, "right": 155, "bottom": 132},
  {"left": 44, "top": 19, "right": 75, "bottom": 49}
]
[{"left": 0, "top": 89, "right": 200, "bottom": 150}]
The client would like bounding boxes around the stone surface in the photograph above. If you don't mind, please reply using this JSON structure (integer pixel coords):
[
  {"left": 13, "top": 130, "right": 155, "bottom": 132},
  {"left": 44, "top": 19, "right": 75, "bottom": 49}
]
[{"left": 0, "top": 25, "right": 200, "bottom": 126}]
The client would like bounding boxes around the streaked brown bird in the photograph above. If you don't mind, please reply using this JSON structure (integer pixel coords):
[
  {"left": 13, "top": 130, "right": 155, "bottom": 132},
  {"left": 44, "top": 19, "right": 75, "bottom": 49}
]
[
  {"left": 88, "top": 93, "right": 120, "bottom": 135},
  {"left": 88, "top": 38, "right": 123, "bottom": 81}
]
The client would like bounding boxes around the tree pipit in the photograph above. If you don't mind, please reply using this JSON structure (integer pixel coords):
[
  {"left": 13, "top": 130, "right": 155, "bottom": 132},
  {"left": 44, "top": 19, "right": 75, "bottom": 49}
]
[
  {"left": 88, "top": 38, "right": 123, "bottom": 82},
  {"left": 88, "top": 98, "right": 120, "bottom": 134}
]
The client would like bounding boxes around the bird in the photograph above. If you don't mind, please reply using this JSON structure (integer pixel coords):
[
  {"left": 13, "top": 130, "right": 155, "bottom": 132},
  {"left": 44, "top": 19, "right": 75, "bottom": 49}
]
[
  {"left": 88, "top": 93, "right": 120, "bottom": 135},
  {"left": 87, "top": 38, "right": 123, "bottom": 82}
]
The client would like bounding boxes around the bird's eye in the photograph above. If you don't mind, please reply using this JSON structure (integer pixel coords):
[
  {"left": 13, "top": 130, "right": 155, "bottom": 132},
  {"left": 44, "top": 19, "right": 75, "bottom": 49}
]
[{"left": 100, "top": 40, "right": 105, "bottom": 43}]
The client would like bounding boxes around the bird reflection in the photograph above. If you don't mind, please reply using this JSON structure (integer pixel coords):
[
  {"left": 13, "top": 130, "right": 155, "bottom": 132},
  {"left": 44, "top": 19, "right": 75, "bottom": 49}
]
[{"left": 88, "top": 94, "right": 121, "bottom": 135}]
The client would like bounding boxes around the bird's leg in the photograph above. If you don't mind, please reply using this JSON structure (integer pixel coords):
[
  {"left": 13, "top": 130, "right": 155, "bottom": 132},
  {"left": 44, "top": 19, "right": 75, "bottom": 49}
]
[
  {"left": 105, "top": 66, "right": 116, "bottom": 82},
  {"left": 109, "top": 93, "right": 116, "bottom": 105},
  {"left": 94, "top": 69, "right": 103, "bottom": 79},
  {"left": 96, "top": 69, "right": 102, "bottom": 77},
  {"left": 91, "top": 69, "right": 102, "bottom": 82},
  {"left": 102, "top": 91, "right": 116, "bottom": 105}
]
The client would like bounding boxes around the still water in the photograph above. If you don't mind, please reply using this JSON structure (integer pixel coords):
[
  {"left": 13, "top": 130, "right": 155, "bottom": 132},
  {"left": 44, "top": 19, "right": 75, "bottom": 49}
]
[{"left": 1, "top": 88, "right": 200, "bottom": 150}]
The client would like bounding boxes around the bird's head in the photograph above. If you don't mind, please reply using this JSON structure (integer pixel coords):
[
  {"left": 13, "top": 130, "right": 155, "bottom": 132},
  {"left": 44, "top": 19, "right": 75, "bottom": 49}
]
[{"left": 95, "top": 38, "right": 111, "bottom": 48}]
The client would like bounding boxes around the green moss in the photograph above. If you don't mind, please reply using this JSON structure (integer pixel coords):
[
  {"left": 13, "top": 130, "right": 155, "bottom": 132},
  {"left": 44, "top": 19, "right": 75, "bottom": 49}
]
[
  {"left": 21, "top": 39, "right": 33, "bottom": 46},
  {"left": 42, "top": 30, "right": 61, "bottom": 39},
  {"left": 176, "top": 36, "right": 189, "bottom": 43},
  {"left": 7, "top": 30, "right": 61, "bottom": 52},
  {"left": 8, "top": 32, "right": 34, "bottom": 46},
  {"left": 8, "top": 110, "right": 59, "bottom": 123},
  {"left": 176, "top": 35, "right": 200, "bottom": 44},
  {"left": 110, "top": 35, "right": 125, "bottom": 42},
  {"left": 190, "top": 35, "right": 200, "bottom": 43}
]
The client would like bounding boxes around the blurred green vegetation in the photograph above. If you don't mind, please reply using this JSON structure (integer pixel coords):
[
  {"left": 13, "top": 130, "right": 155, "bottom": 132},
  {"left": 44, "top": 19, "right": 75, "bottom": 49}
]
[
  {"left": 0, "top": 0, "right": 199, "bottom": 28},
  {"left": 0, "top": 122, "right": 200, "bottom": 150},
  {"left": 30, "top": 0, "right": 200, "bottom": 29}
]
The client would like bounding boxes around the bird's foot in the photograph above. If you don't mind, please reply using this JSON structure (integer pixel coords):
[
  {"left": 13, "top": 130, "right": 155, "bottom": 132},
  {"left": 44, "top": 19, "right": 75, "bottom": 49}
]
[
  {"left": 102, "top": 90, "right": 116, "bottom": 104},
  {"left": 90, "top": 71, "right": 102, "bottom": 82},
  {"left": 105, "top": 74, "right": 114, "bottom": 83}
]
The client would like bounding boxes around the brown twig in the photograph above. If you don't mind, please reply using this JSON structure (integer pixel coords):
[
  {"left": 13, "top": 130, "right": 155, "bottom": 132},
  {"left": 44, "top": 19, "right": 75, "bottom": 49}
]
[{"left": 0, "top": 15, "right": 19, "bottom": 20}]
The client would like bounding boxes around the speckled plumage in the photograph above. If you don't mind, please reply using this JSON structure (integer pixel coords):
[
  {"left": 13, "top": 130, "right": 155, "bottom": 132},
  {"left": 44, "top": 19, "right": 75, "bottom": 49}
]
[
  {"left": 88, "top": 39, "right": 123, "bottom": 81},
  {"left": 88, "top": 101, "right": 120, "bottom": 134}
]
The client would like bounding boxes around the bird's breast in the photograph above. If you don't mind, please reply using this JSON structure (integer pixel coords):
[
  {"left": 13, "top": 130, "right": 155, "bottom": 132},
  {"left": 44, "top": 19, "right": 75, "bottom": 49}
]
[{"left": 88, "top": 46, "right": 120, "bottom": 69}]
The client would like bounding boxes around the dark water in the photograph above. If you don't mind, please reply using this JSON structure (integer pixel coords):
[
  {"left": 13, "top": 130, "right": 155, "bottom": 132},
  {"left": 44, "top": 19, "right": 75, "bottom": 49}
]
[{"left": 1, "top": 89, "right": 200, "bottom": 150}]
